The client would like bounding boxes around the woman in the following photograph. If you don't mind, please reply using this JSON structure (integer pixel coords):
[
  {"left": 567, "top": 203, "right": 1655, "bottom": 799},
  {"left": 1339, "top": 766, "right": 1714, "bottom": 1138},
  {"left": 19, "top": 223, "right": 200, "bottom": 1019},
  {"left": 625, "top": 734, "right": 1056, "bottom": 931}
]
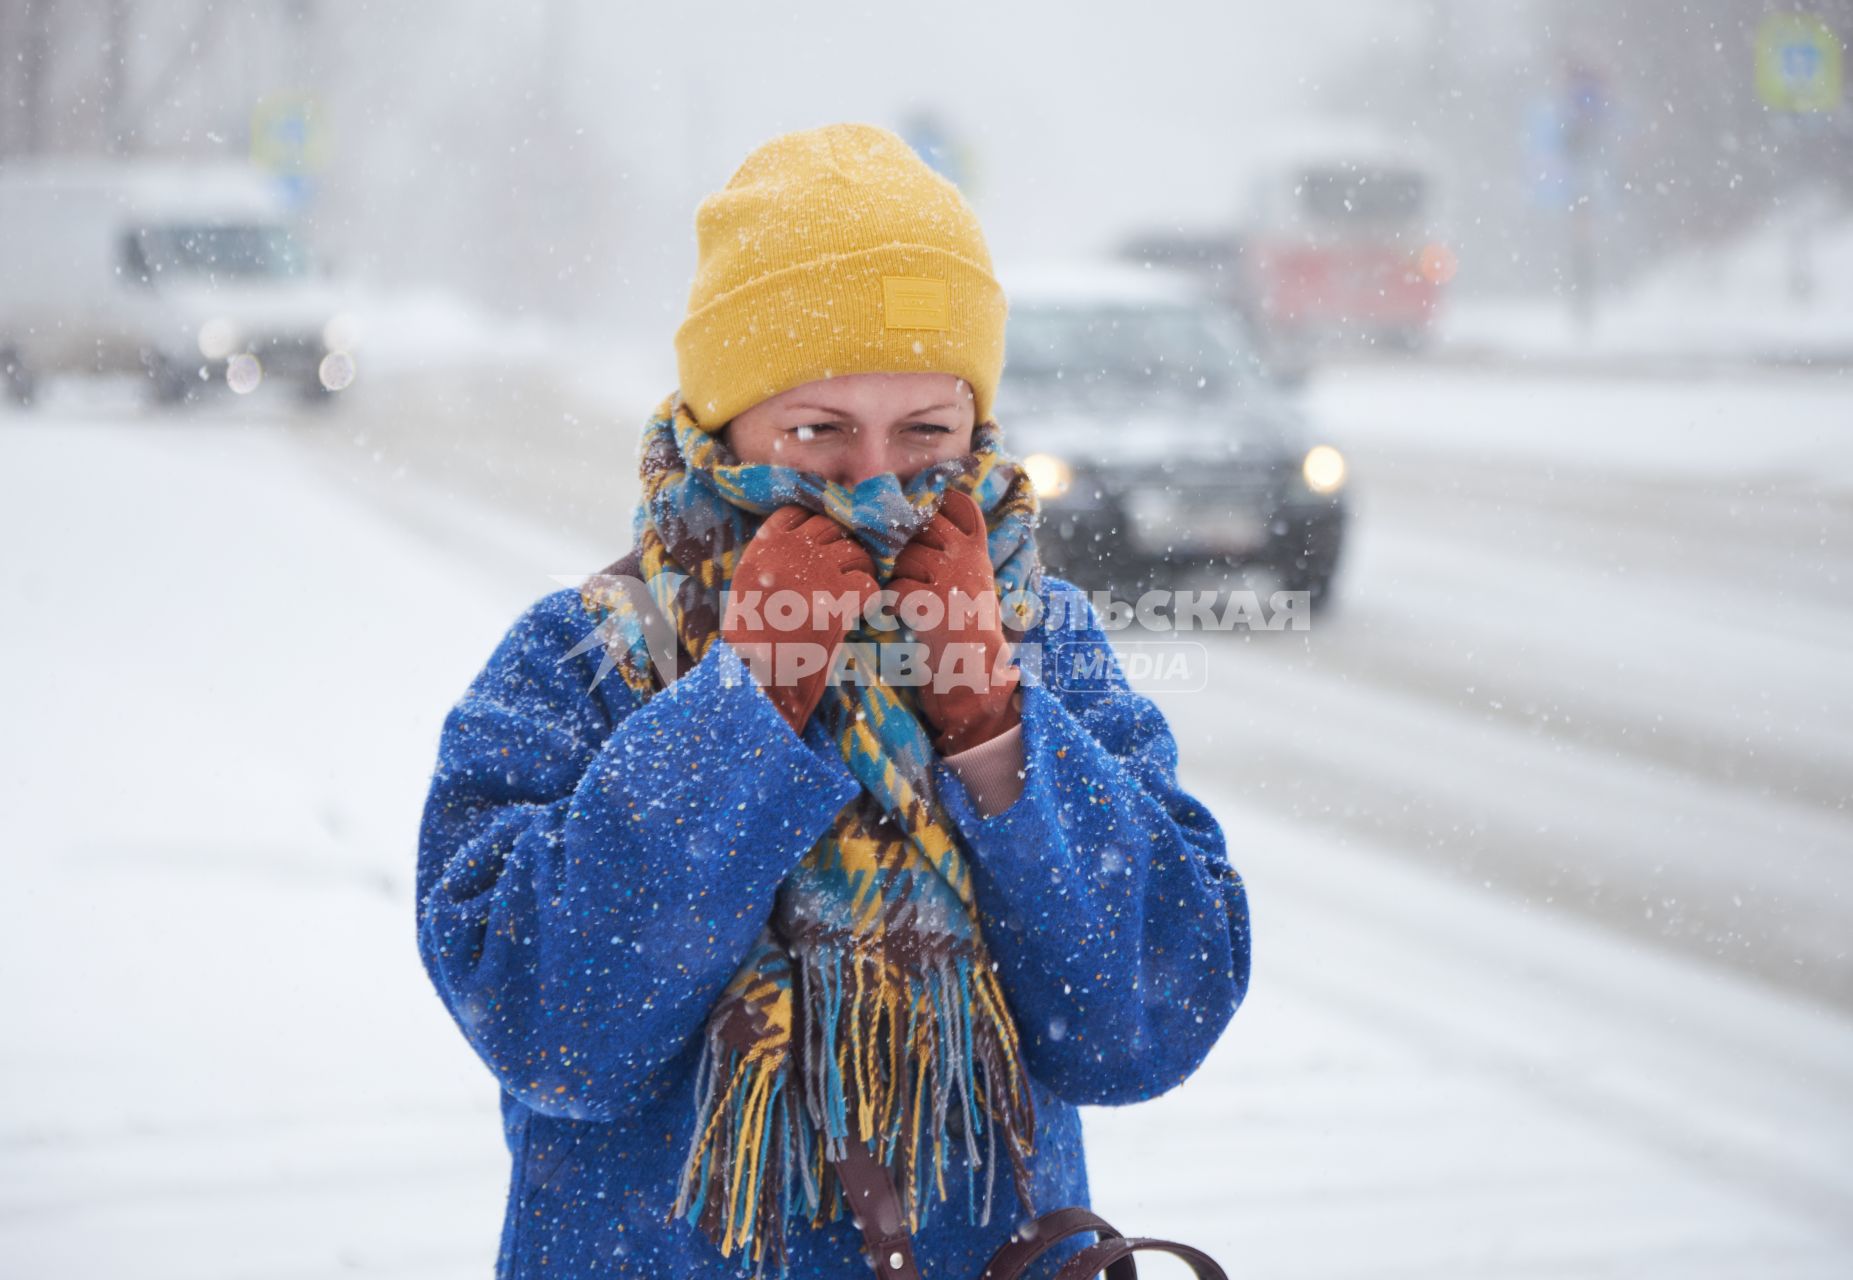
[{"left": 416, "top": 123, "right": 1251, "bottom": 1280}]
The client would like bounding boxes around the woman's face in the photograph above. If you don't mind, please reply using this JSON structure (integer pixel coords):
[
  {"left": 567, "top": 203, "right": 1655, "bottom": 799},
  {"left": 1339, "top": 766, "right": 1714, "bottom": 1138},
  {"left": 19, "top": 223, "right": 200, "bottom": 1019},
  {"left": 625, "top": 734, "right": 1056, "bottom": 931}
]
[{"left": 721, "top": 371, "right": 976, "bottom": 487}]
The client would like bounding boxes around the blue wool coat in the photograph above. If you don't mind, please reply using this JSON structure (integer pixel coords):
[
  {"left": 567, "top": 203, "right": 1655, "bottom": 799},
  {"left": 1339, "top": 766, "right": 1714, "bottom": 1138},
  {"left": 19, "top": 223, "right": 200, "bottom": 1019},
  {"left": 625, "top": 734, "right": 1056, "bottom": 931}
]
[{"left": 415, "top": 572, "right": 1251, "bottom": 1278}]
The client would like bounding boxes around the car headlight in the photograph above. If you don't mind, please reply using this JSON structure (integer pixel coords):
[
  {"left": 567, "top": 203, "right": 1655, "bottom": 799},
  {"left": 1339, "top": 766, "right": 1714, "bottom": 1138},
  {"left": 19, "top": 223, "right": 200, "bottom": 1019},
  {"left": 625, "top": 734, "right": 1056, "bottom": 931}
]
[
  {"left": 1022, "top": 452, "right": 1073, "bottom": 499},
  {"left": 1301, "top": 444, "right": 1346, "bottom": 495},
  {"left": 197, "top": 318, "right": 239, "bottom": 360},
  {"left": 322, "top": 312, "right": 361, "bottom": 353},
  {"left": 318, "top": 351, "right": 357, "bottom": 391}
]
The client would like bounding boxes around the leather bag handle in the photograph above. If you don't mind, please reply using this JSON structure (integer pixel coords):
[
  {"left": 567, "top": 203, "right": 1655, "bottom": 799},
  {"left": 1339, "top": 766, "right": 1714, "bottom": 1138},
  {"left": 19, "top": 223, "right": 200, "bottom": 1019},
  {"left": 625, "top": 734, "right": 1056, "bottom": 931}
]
[
  {"left": 830, "top": 1145, "right": 1230, "bottom": 1280},
  {"left": 978, "top": 1206, "right": 1133, "bottom": 1280},
  {"left": 1050, "top": 1235, "right": 1229, "bottom": 1280}
]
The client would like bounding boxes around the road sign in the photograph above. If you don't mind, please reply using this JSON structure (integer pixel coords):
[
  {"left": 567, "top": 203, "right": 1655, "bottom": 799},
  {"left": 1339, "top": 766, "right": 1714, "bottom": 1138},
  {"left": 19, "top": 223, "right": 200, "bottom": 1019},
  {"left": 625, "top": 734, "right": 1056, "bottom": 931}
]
[
  {"left": 251, "top": 94, "right": 328, "bottom": 175},
  {"left": 1756, "top": 14, "right": 1843, "bottom": 112}
]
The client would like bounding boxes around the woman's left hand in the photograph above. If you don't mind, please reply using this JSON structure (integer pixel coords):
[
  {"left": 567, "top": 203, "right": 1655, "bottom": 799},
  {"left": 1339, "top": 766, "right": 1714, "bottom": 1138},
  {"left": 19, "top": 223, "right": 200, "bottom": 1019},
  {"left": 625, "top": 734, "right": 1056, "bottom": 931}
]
[{"left": 889, "top": 489, "right": 1021, "bottom": 754}]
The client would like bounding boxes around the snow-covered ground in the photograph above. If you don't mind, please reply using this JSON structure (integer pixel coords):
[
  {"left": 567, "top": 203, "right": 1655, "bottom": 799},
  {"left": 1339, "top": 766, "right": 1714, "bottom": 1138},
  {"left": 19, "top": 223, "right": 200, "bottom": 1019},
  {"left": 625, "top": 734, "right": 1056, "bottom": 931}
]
[
  {"left": 1438, "top": 198, "right": 1853, "bottom": 370},
  {"left": 1259, "top": 364, "right": 1853, "bottom": 999},
  {"left": 2, "top": 357, "right": 1850, "bottom": 1277}
]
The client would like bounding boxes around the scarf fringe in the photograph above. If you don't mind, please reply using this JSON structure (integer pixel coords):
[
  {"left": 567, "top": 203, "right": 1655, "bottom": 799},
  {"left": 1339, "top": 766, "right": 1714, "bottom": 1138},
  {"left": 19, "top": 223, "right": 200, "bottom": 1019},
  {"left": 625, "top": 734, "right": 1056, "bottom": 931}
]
[{"left": 670, "top": 945, "right": 1037, "bottom": 1278}]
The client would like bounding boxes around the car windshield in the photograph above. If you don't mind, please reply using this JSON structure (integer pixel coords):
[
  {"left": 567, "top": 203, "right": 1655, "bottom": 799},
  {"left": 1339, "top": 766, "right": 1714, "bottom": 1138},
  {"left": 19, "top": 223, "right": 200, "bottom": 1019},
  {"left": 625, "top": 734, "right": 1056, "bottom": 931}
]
[
  {"left": 1004, "top": 302, "right": 1264, "bottom": 409},
  {"left": 1298, "top": 166, "right": 1426, "bottom": 224},
  {"left": 132, "top": 222, "right": 315, "bottom": 279}
]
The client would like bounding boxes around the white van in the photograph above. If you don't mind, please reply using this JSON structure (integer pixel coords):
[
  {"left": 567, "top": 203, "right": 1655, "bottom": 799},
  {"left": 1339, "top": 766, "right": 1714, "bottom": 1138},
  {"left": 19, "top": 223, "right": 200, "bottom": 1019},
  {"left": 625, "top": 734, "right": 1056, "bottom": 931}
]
[{"left": 0, "top": 159, "right": 358, "bottom": 407}]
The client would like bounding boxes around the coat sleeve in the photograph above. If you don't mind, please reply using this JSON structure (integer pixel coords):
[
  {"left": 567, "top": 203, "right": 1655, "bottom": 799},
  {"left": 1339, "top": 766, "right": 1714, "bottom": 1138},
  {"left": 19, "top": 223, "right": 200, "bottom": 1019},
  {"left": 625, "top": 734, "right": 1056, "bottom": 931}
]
[
  {"left": 415, "top": 589, "right": 863, "bottom": 1124},
  {"left": 931, "top": 578, "right": 1251, "bottom": 1107}
]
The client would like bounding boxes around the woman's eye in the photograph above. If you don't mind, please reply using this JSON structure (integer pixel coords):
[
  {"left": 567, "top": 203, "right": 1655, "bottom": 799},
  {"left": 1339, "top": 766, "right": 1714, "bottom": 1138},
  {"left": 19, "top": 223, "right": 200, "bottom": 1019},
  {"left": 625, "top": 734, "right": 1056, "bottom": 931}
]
[
  {"left": 790, "top": 423, "right": 839, "bottom": 443},
  {"left": 906, "top": 423, "right": 953, "bottom": 439}
]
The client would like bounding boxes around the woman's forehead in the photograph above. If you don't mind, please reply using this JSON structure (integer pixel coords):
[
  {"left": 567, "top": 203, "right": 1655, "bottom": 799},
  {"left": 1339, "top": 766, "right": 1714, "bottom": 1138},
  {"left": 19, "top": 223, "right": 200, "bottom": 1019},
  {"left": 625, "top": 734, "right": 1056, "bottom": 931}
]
[{"left": 760, "top": 371, "right": 970, "bottom": 414}]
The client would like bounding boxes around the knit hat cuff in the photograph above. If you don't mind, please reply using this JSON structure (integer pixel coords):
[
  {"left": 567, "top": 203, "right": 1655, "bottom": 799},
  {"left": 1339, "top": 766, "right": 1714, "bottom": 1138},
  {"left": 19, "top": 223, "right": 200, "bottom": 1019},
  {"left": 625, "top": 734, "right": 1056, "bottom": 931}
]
[{"left": 673, "top": 242, "right": 1007, "bottom": 433}]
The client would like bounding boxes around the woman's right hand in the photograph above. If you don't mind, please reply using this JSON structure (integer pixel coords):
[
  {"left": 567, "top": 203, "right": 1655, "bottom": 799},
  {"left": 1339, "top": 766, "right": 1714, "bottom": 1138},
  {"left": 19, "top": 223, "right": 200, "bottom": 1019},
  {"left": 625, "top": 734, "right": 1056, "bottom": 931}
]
[{"left": 721, "top": 504, "right": 878, "bottom": 733}]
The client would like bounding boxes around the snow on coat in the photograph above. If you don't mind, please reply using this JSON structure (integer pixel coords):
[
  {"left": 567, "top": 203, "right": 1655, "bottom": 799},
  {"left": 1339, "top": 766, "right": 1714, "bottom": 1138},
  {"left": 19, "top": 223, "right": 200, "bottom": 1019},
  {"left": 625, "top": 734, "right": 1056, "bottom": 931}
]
[{"left": 415, "top": 571, "right": 1252, "bottom": 1278}]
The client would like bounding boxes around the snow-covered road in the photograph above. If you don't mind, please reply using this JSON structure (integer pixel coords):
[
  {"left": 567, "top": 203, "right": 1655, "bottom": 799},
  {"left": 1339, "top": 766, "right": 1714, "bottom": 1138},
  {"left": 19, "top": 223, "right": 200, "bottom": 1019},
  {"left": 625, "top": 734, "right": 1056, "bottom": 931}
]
[
  {"left": 1178, "top": 364, "right": 1853, "bottom": 1006},
  {"left": 2, "top": 365, "right": 1849, "bottom": 1277}
]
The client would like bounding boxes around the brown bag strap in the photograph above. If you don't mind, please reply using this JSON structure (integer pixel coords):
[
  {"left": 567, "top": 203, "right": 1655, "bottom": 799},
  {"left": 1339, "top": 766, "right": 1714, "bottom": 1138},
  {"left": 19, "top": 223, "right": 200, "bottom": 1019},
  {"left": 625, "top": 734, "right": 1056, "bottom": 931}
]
[
  {"left": 832, "top": 1140, "right": 922, "bottom": 1280},
  {"left": 1050, "top": 1235, "right": 1228, "bottom": 1280},
  {"left": 979, "top": 1206, "right": 1133, "bottom": 1280},
  {"left": 830, "top": 1147, "right": 1228, "bottom": 1280}
]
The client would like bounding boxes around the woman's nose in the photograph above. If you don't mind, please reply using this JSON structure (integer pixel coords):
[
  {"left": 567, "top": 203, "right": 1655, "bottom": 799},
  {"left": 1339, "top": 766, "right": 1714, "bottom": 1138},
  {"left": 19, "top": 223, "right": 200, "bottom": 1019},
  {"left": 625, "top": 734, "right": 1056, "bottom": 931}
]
[{"left": 833, "top": 429, "right": 899, "bottom": 487}]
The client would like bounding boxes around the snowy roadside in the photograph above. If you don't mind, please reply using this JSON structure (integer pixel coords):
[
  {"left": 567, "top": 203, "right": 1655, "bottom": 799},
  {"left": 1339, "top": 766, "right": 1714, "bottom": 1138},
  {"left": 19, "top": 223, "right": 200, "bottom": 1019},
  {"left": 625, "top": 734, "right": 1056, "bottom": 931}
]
[
  {"left": 1089, "top": 794, "right": 1853, "bottom": 1279},
  {"left": 2, "top": 407, "right": 1849, "bottom": 1277},
  {"left": 1432, "top": 204, "right": 1853, "bottom": 374},
  {"left": 0, "top": 412, "right": 572, "bottom": 1276}
]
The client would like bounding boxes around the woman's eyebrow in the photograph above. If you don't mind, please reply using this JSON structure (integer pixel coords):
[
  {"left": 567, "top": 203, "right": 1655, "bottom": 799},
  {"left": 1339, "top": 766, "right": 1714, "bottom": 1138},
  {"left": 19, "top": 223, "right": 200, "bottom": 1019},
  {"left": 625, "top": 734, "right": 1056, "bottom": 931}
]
[{"left": 777, "top": 402, "right": 961, "bottom": 416}]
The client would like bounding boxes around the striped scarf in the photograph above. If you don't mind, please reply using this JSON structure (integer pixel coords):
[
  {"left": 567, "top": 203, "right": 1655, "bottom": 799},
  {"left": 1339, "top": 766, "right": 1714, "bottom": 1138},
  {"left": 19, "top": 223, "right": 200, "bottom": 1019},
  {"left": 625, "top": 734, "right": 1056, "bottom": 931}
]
[{"left": 582, "top": 394, "right": 1045, "bottom": 1277}]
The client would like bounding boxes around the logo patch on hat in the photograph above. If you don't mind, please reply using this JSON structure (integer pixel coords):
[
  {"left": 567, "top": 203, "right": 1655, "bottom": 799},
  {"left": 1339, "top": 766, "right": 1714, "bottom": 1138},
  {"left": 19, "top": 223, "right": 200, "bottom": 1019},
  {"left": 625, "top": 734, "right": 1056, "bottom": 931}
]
[{"left": 882, "top": 276, "right": 950, "bottom": 331}]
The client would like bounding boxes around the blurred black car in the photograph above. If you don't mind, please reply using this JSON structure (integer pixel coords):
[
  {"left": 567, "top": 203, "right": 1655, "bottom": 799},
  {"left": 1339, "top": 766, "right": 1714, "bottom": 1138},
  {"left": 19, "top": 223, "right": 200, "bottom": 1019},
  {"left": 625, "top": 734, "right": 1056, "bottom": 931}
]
[{"left": 997, "top": 265, "right": 1349, "bottom": 607}]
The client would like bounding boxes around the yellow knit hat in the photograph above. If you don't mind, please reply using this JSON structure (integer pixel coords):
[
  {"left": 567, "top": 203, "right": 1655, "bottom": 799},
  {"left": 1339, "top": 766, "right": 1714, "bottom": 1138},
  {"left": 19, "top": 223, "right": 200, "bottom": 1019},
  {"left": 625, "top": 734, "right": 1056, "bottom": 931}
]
[{"left": 674, "top": 122, "right": 1007, "bottom": 433}]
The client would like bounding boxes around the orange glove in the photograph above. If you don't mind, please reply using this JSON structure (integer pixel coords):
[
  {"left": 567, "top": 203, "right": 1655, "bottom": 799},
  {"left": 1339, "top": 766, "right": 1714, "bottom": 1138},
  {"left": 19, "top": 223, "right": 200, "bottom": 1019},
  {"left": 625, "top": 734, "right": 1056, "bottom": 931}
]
[
  {"left": 721, "top": 505, "right": 879, "bottom": 735},
  {"left": 888, "top": 489, "right": 1022, "bottom": 755}
]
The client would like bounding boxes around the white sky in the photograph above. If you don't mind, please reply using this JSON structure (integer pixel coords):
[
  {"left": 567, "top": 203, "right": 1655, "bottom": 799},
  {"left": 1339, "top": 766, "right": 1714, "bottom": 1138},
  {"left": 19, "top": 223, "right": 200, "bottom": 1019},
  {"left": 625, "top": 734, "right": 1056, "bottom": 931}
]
[
  {"left": 585, "top": 1, "right": 1419, "bottom": 258},
  {"left": 313, "top": 0, "right": 1423, "bottom": 322}
]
